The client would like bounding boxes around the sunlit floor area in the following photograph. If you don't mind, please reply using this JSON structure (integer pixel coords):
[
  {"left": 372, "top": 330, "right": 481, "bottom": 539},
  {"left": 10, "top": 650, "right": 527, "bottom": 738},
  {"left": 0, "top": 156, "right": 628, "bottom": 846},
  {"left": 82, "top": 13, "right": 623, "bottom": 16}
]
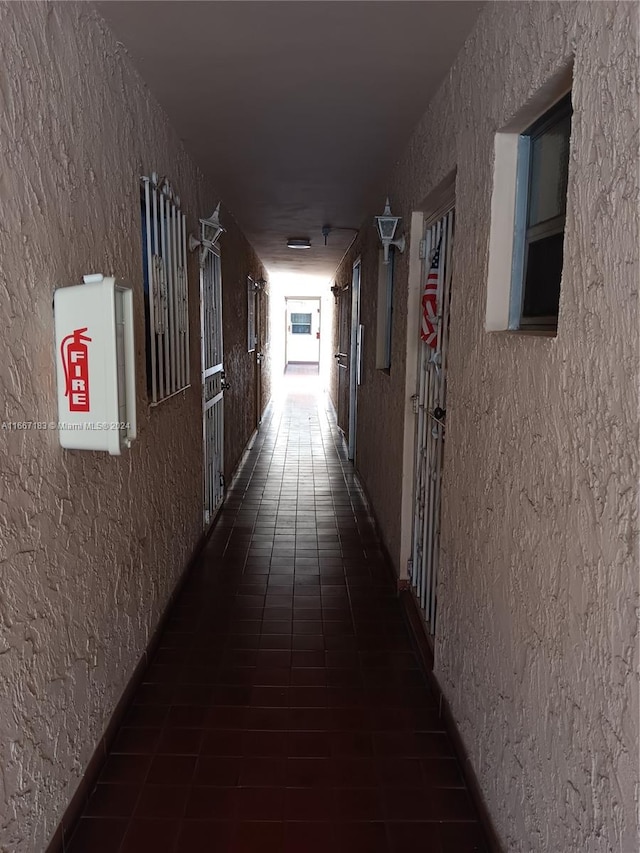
[
  {"left": 273, "top": 364, "right": 323, "bottom": 401},
  {"left": 285, "top": 363, "right": 320, "bottom": 376},
  {"left": 66, "top": 389, "right": 488, "bottom": 853}
]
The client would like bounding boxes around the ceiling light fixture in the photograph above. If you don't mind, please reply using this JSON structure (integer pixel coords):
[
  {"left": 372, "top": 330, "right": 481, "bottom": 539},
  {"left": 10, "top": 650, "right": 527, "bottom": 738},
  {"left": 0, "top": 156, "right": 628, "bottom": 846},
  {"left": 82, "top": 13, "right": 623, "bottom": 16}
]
[
  {"left": 374, "top": 198, "right": 405, "bottom": 264},
  {"left": 287, "top": 238, "right": 311, "bottom": 249}
]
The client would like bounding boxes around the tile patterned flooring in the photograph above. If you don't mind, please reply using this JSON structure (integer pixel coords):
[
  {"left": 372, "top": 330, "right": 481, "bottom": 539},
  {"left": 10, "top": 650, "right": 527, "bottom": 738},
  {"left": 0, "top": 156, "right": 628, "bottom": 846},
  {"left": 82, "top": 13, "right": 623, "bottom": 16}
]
[
  {"left": 68, "top": 389, "right": 488, "bottom": 852},
  {"left": 284, "top": 363, "right": 320, "bottom": 376}
]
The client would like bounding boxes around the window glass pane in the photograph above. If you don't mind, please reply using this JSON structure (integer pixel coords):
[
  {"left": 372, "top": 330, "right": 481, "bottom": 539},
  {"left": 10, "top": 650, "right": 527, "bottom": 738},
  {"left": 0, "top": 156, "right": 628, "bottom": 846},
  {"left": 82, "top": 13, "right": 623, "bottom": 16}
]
[
  {"left": 522, "top": 232, "right": 564, "bottom": 321},
  {"left": 527, "top": 112, "right": 571, "bottom": 227},
  {"left": 291, "top": 324, "right": 311, "bottom": 335},
  {"left": 291, "top": 313, "right": 312, "bottom": 325}
]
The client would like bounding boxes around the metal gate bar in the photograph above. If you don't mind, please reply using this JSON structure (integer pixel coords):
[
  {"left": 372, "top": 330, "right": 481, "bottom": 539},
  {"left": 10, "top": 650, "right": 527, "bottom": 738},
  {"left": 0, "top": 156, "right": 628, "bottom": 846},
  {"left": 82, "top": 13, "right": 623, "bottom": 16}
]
[
  {"left": 201, "top": 247, "right": 225, "bottom": 525},
  {"left": 410, "top": 208, "right": 455, "bottom": 634},
  {"left": 142, "top": 173, "right": 189, "bottom": 405}
]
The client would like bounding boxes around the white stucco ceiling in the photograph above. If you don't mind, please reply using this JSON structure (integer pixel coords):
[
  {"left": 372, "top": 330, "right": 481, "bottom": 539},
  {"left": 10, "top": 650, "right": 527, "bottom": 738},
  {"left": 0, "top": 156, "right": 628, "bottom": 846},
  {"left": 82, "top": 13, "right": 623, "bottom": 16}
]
[{"left": 97, "top": 1, "right": 484, "bottom": 278}]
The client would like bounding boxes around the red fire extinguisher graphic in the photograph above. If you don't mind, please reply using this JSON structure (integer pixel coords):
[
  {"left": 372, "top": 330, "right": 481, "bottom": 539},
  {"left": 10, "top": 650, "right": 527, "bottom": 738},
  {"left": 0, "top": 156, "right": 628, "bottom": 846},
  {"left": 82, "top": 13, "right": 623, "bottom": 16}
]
[{"left": 60, "top": 328, "right": 92, "bottom": 412}]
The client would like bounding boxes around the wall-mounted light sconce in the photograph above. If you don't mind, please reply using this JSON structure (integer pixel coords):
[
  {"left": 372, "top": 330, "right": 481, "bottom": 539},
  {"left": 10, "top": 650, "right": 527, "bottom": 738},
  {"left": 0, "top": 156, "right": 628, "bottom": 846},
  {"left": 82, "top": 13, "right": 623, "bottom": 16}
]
[
  {"left": 189, "top": 202, "right": 226, "bottom": 262},
  {"left": 330, "top": 282, "right": 349, "bottom": 304},
  {"left": 254, "top": 277, "right": 267, "bottom": 291},
  {"left": 374, "top": 198, "right": 405, "bottom": 264},
  {"left": 287, "top": 238, "right": 311, "bottom": 249}
]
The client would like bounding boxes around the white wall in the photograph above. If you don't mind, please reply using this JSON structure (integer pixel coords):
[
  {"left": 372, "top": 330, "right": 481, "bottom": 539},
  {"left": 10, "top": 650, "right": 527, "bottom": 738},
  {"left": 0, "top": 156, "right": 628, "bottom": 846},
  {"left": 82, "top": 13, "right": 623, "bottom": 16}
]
[
  {"left": 268, "top": 273, "right": 333, "bottom": 390},
  {"left": 0, "top": 5, "right": 264, "bottom": 850},
  {"left": 332, "top": 2, "right": 639, "bottom": 850}
]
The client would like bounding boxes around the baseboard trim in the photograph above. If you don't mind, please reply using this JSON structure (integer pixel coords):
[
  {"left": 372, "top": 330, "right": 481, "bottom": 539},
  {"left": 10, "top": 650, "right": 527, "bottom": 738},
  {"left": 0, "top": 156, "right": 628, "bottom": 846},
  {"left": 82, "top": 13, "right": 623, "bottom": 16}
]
[
  {"left": 330, "top": 412, "right": 503, "bottom": 853},
  {"left": 44, "top": 410, "right": 270, "bottom": 853},
  {"left": 399, "top": 588, "right": 504, "bottom": 853},
  {"left": 44, "top": 511, "right": 220, "bottom": 853},
  {"left": 226, "top": 402, "right": 272, "bottom": 494},
  {"left": 401, "top": 586, "right": 435, "bottom": 672}
]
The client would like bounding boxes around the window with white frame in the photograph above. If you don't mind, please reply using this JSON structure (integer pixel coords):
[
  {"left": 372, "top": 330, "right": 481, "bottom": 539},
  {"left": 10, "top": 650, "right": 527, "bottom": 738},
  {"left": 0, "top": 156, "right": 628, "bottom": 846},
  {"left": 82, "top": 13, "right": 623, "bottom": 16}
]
[
  {"left": 486, "top": 65, "right": 574, "bottom": 335},
  {"left": 510, "top": 93, "right": 572, "bottom": 331},
  {"left": 140, "top": 173, "right": 190, "bottom": 404},
  {"left": 290, "top": 313, "right": 312, "bottom": 334}
]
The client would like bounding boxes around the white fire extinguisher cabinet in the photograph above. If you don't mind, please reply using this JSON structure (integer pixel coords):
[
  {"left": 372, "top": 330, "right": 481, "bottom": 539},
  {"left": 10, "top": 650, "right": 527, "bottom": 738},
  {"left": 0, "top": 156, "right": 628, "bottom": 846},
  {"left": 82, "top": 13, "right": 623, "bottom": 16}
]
[{"left": 54, "top": 274, "right": 137, "bottom": 456}]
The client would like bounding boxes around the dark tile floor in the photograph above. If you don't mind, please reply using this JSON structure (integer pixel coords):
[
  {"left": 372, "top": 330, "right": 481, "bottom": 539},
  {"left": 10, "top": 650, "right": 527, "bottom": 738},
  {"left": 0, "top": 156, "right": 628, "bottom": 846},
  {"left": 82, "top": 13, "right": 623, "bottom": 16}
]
[{"left": 68, "top": 389, "right": 488, "bottom": 852}]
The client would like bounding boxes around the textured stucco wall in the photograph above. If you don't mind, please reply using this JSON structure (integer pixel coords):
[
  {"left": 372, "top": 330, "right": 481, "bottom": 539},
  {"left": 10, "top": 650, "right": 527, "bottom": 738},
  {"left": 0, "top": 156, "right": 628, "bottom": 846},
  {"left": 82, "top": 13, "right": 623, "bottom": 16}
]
[
  {"left": 330, "top": 223, "right": 409, "bottom": 566},
  {"left": 331, "top": 2, "right": 639, "bottom": 851},
  {"left": 219, "top": 217, "right": 269, "bottom": 474},
  {"left": 259, "top": 286, "right": 272, "bottom": 418},
  {"left": 0, "top": 4, "right": 266, "bottom": 851}
]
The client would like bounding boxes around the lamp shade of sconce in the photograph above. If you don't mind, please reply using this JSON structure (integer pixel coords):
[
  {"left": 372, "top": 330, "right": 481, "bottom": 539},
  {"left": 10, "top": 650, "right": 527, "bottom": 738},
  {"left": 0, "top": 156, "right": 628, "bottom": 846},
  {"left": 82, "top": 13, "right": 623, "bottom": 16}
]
[
  {"left": 188, "top": 234, "right": 202, "bottom": 253},
  {"left": 374, "top": 198, "right": 406, "bottom": 264}
]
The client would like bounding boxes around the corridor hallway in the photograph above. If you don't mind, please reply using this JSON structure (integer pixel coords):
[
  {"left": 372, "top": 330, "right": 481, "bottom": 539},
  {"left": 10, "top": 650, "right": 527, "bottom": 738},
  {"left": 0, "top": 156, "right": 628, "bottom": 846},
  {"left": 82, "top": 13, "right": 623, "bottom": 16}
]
[{"left": 67, "top": 389, "right": 488, "bottom": 853}]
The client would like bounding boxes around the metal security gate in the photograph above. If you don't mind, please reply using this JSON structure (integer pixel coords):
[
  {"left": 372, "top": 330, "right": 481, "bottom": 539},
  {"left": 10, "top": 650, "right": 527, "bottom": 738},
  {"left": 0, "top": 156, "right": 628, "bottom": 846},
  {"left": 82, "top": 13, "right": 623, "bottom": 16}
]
[
  {"left": 141, "top": 173, "right": 190, "bottom": 405},
  {"left": 201, "top": 244, "right": 225, "bottom": 526},
  {"left": 348, "top": 258, "right": 362, "bottom": 461},
  {"left": 410, "top": 207, "right": 455, "bottom": 633},
  {"left": 335, "top": 288, "right": 350, "bottom": 437}
]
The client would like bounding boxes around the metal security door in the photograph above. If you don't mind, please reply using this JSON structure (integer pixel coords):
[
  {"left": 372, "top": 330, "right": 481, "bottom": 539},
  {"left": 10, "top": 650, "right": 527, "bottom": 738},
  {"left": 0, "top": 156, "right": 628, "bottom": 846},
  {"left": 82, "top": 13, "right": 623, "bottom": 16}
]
[
  {"left": 335, "top": 288, "right": 351, "bottom": 436},
  {"left": 201, "top": 246, "right": 225, "bottom": 526},
  {"left": 348, "top": 259, "right": 362, "bottom": 462},
  {"left": 410, "top": 208, "right": 454, "bottom": 633},
  {"left": 254, "top": 284, "right": 264, "bottom": 427}
]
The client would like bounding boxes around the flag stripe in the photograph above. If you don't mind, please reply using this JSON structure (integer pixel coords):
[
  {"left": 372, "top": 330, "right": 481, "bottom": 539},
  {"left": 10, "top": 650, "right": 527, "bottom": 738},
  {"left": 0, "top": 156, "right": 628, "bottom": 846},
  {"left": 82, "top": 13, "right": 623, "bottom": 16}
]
[{"left": 420, "top": 244, "right": 440, "bottom": 347}]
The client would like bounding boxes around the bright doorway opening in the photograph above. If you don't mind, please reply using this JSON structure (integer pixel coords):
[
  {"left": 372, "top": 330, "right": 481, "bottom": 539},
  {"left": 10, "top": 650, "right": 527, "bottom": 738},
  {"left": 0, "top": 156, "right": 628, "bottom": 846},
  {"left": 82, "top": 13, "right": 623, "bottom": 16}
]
[
  {"left": 267, "top": 273, "right": 333, "bottom": 400},
  {"left": 285, "top": 297, "right": 321, "bottom": 372}
]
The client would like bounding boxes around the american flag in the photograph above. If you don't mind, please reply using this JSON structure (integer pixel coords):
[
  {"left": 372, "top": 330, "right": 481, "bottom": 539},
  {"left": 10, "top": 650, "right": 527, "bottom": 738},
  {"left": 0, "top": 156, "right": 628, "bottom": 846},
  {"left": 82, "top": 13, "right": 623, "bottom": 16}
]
[{"left": 421, "top": 242, "right": 440, "bottom": 347}]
